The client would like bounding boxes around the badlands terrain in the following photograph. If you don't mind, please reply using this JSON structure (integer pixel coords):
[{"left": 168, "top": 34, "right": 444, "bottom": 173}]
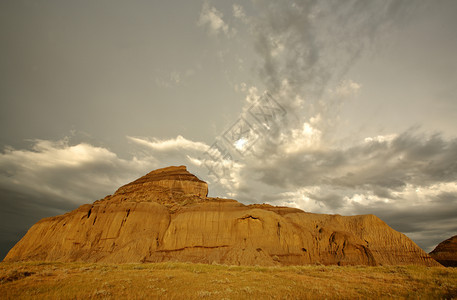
[
  {"left": 4, "top": 166, "right": 440, "bottom": 267},
  {"left": 2, "top": 166, "right": 456, "bottom": 299}
]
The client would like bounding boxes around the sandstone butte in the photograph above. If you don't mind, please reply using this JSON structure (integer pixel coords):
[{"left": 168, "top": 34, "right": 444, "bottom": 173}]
[
  {"left": 4, "top": 166, "right": 440, "bottom": 267},
  {"left": 430, "top": 235, "right": 457, "bottom": 267}
]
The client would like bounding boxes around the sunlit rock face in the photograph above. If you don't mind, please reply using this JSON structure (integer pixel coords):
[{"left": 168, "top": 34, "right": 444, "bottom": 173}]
[
  {"left": 114, "top": 165, "right": 208, "bottom": 203},
  {"left": 430, "top": 235, "right": 457, "bottom": 267},
  {"left": 4, "top": 166, "right": 440, "bottom": 267}
]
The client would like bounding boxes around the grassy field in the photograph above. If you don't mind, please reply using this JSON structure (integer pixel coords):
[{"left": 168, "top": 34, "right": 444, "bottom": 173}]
[{"left": 1, "top": 261, "right": 456, "bottom": 299}]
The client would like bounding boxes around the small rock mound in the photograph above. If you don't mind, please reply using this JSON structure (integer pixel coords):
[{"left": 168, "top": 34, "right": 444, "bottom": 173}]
[
  {"left": 430, "top": 235, "right": 457, "bottom": 267},
  {"left": 112, "top": 165, "right": 208, "bottom": 209}
]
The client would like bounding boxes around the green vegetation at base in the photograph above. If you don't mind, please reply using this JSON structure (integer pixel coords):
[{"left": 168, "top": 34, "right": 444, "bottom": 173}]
[{"left": 1, "top": 262, "right": 456, "bottom": 299}]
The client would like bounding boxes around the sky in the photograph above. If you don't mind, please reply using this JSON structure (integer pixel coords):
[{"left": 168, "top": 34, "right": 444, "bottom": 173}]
[{"left": 1, "top": 0, "right": 457, "bottom": 259}]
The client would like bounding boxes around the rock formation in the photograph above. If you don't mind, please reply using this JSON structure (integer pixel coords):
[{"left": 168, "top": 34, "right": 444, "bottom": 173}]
[
  {"left": 4, "top": 166, "right": 440, "bottom": 266},
  {"left": 430, "top": 235, "right": 457, "bottom": 267}
]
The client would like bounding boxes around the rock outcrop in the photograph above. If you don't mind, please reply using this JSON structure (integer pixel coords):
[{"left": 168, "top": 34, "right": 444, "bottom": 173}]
[
  {"left": 4, "top": 166, "right": 440, "bottom": 266},
  {"left": 113, "top": 165, "right": 208, "bottom": 212},
  {"left": 430, "top": 235, "right": 457, "bottom": 267}
]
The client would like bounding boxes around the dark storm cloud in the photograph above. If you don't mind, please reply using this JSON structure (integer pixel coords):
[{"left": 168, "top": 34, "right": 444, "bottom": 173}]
[
  {"left": 252, "top": 0, "right": 419, "bottom": 101},
  {"left": 307, "top": 192, "right": 344, "bottom": 210},
  {"left": 248, "top": 130, "right": 457, "bottom": 192},
  {"left": 0, "top": 188, "right": 74, "bottom": 260}
]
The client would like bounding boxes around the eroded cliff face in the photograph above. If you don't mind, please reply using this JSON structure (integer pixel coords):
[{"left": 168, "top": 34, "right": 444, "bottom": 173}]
[
  {"left": 430, "top": 235, "right": 457, "bottom": 267},
  {"left": 4, "top": 166, "right": 440, "bottom": 266}
]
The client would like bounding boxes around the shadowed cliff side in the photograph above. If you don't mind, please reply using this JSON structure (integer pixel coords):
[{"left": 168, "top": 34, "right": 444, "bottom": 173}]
[{"left": 430, "top": 235, "right": 457, "bottom": 267}]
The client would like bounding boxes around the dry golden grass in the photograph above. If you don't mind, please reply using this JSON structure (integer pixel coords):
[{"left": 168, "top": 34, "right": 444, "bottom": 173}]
[{"left": 1, "top": 261, "right": 456, "bottom": 299}]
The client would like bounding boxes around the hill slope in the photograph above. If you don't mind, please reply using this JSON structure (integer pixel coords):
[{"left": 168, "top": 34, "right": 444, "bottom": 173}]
[{"left": 430, "top": 235, "right": 457, "bottom": 267}]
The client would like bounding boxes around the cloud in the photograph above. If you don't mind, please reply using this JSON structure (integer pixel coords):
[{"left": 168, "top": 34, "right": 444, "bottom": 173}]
[
  {"left": 280, "top": 122, "right": 322, "bottom": 153},
  {"left": 250, "top": 0, "right": 418, "bottom": 110},
  {"left": 0, "top": 138, "right": 157, "bottom": 205},
  {"left": 331, "top": 80, "right": 361, "bottom": 98},
  {"left": 1, "top": 139, "right": 115, "bottom": 169},
  {"left": 197, "top": 3, "right": 230, "bottom": 36},
  {"left": 246, "top": 130, "right": 457, "bottom": 191},
  {"left": 128, "top": 135, "right": 208, "bottom": 152},
  {"left": 232, "top": 4, "right": 248, "bottom": 24}
]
